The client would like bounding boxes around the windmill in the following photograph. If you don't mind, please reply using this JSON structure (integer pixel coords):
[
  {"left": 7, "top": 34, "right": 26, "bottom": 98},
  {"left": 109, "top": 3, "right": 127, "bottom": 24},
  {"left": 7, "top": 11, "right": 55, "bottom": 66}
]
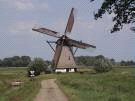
[{"left": 32, "top": 8, "right": 96, "bottom": 72}]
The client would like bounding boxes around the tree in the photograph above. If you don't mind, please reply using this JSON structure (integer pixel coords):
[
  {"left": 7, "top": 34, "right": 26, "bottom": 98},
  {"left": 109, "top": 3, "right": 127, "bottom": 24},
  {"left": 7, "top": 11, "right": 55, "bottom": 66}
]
[
  {"left": 12, "top": 56, "right": 22, "bottom": 67},
  {"left": 110, "top": 58, "right": 115, "bottom": 65},
  {"left": 12, "top": 60, "right": 23, "bottom": 67},
  {"left": 91, "top": 0, "right": 135, "bottom": 33},
  {"left": 3, "top": 58, "right": 12, "bottom": 67},
  {"left": 0, "top": 59, "right": 3, "bottom": 67},
  {"left": 12, "top": 56, "right": 20, "bottom": 61},
  {"left": 120, "top": 60, "right": 126, "bottom": 66},
  {"left": 27, "top": 58, "right": 47, "bottom": 76},
  {"left": 94, "top": 58, "right": 112, "bottom": 72},
  {"left": 130, "top": 27, "right": 135, "bottom": 32},
  {"left": 21, "top": 56, "right": 31, "bottom": 67},
  {"left": 95, "top": 55, "right": 105, "bottom": 59},
  {"left": 0, "top": 56, "right": 32, "bottom": 67}
]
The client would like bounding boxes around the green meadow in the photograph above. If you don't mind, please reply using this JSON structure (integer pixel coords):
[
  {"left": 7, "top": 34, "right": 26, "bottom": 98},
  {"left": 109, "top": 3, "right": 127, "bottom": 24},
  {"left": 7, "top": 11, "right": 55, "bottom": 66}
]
[
  {"left": 0, "top": 66, "right": 135, "bottom": 101},
  {"left": 57, "top": 66, "right": 135, "bottom": 101},
  {"left": 0, "top": 67, "right": 40, "bottom": 101}
]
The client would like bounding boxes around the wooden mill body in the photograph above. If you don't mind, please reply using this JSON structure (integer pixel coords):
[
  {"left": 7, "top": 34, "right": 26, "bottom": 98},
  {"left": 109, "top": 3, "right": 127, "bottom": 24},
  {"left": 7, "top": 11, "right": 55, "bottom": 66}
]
[{"left": 53, "top": 44, "right": 77, "bottom": 72}]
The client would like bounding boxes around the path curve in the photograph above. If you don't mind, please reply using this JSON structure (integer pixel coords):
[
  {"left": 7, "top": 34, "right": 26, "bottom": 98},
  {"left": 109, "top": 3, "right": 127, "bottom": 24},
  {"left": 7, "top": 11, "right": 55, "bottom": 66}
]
[{"left": 34, "top": 79, "right": 69, "bottom": 101}]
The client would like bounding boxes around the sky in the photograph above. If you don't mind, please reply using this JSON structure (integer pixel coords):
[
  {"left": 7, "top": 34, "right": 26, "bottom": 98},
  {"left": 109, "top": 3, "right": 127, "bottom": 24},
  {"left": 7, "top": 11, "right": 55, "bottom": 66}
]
[{"left": 0, "top": 0, "right": 134, "bottom": 62}]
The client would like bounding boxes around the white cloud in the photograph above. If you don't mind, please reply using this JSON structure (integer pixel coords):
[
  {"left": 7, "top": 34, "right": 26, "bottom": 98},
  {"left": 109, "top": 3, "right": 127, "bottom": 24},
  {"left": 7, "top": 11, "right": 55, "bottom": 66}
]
[
  {"left": 10, "top": 21, "right": 36, "bottom": 33},
  {"left": 14, "top": 1, "right": 34, "bottom": 10},
  {"left": 14, "top": 2, "right": 49, "bottom": 11},
  {"left": 1, "top": 0, "right": 49, "bottom": 11},
  {"left": 78, "top": 20, "right": 96, "bottom": 29}
]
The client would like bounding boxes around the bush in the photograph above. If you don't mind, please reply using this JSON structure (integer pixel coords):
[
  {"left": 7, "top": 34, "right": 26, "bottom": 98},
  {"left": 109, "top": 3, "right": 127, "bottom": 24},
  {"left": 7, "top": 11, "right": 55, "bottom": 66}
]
[
  {"left": 94, "top": 58, "right": 112, "bottom": 73},
  {"left": 44, "top": 70, "right": 51, "bottom": 74},
  {"left": 44, "top": 65, "right": 53, "bottom": 74},
  {"left": 27, "top": 58, "right": 47, "bottom": 76}
]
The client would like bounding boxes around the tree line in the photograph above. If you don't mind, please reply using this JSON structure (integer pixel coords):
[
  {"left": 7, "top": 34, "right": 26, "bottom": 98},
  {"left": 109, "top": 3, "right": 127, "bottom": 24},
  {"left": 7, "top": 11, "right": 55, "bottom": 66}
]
[
  {"left": 75, "top": 55, "right": 115, "bottom": 66},
  {"left": 120, "top": 60, "right": 135, "bottom": 66},
  {"left": 75, "top": 55, "right": 135, "bottom": 66},
  {"left": 0, "top": 56, "right": 31, "bottom": 67},
  {"left": 0, "top": 55, "right": 134, "bottom": 67}
]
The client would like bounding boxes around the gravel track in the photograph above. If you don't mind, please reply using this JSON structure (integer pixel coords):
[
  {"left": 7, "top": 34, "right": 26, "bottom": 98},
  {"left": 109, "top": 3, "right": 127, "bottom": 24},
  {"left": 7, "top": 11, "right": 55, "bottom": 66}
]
[{"left": 34, "top": 79, "right": 69, "bottom": 101}]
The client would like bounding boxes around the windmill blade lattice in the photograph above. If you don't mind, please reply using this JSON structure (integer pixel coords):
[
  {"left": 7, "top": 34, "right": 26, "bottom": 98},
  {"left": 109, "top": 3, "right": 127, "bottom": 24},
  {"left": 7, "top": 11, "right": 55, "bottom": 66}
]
[
  {"left": 32, "top": 27, "right": 61, "bottom": 38},
  {"left": 68, "top": 39, "right": 96, "bottom": 49},
  {"left": 65, "top": 8, "right": 77, "bottom": 34}
]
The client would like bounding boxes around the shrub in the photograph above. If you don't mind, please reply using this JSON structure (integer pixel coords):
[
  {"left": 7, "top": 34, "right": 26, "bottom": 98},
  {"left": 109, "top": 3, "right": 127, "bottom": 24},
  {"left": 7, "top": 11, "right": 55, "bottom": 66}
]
[
  {"left": 94, "top": 58, "right": 112, "bottom": 73},
  {"left": 44, "top": 70, "right": 52, "bottom": 74},
  {"left": 44, "top": 64, "right": 53, "bottom": 74},
  {"left": 27, "top": 58, "right": 47, "bottom": 76}
]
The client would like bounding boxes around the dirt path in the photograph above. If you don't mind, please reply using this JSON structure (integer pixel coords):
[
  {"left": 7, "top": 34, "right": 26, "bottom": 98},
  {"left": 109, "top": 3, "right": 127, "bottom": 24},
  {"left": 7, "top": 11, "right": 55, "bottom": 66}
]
[{"left": 34, "top": 79, "right": 69, "bottom": 101}]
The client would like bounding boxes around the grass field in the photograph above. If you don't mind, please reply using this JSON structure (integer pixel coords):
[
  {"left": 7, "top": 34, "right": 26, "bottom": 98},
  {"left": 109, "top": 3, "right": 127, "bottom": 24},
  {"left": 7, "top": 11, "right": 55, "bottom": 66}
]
[
  {"left": 0, "top": 67, "right": 41, "bottom": 101},
  {"left": 57, "top": 66, "right": 135, "bottom": 101},
  {"left": 0, "top": 66, "right": 135, "bottom": 101}
]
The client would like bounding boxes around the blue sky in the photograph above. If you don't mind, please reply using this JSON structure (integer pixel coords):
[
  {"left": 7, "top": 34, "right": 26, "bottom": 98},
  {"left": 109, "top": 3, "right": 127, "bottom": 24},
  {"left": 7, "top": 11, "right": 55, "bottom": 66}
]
[{"left": 0, "top": 0, "right": 134, "bottom": 62}]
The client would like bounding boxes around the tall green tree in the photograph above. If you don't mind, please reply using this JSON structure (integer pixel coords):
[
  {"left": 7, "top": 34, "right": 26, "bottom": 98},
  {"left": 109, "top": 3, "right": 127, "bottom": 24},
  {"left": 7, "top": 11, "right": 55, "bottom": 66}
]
[
  {"left": 28, "top": 58, "right": 47, "bottom": 76},
  {"left": 120, "top": 60, "right": 126, "bottom": 66},
  {"left": 110, "top": 58, "right": 115, "bottom": 64},
  {"left": 94, "top": 58, "right": 112, "bottom": 72},
  {"left": 3, "top": 58, "right": 12, "bottom": 67},
  {"left": 0, "top": 59, "right": 3, "bottom": 67},
  {"left": 12, "top": 56, "right": 22, "bottom": 67},
  {"left": 91, "top": 0, "right": 135, "bottom": 33},
  {"left": 21, "top": 56, "right": 31, "bottom": 67},
  {"left": 95, "top": 55, "right": 105, "bottom": 59},
  {"left": 0, "top": 56, "right": 31, "bottom": 67},
  {"left": 12, "top": 56, "right": 20, "bottom": 61}
]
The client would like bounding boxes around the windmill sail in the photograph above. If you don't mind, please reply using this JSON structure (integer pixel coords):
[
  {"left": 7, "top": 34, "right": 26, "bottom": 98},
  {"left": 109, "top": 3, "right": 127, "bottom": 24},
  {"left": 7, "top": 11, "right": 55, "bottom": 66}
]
[
  {"left": 32, "top": 27, "right": 61, "bottom": 38},
  {"left": 53, "top": 44, "right": 63, "bottom": 68},
  {"left": 68, "top": 39, "right": 96, "bottom": 49},
  {"left": 65, "top": 8, "right": 76, "bottom": 34}
]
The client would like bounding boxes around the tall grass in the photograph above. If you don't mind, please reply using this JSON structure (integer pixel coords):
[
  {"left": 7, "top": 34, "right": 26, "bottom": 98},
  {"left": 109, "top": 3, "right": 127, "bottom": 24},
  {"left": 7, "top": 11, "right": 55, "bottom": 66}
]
[
  {"left": 57, "top": 67, "right": 135, "bottom": 101},
  {"left": 0, "top": 66, "right": 135, "bottom": 101},
  {"left": 0, "top": 67, "right": 40, "bottom": 101}
]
